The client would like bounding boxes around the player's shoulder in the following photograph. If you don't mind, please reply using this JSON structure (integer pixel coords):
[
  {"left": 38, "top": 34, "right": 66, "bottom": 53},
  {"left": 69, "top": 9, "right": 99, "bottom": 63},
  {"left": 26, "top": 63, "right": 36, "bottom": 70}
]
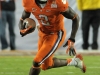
[
  {"left": 50, "top": 0, "right": 68, "bottom": 11},
  {"left": 57, "top": 0, "right": 68, "bottom": 3},
  {"left": 50, "top": 0, "right": 68, "bottom": 5},
  {"left": 22, "top": 0, "right": 32, "bottom": 7},
  {"left": 49, "top": 0, "right": 68, "bottom": 8},
  {"left": 57, "top": 0, "right": 68, "bottom": 6}
]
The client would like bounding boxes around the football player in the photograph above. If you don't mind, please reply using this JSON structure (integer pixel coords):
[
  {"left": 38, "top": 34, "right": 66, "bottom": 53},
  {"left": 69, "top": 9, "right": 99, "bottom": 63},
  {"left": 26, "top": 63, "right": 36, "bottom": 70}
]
[{"left": 19, "top": 0, "right": 86, "bottom": 75}]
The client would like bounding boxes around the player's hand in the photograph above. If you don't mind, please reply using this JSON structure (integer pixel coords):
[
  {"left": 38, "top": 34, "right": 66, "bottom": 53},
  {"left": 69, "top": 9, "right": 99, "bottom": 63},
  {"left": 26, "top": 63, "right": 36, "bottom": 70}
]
[
  {"left": 19, "top": 18, "right": 36, "bottom": 37},
  {"left": 19, "top": 20, "right": 32, "bottom": 37},
  {"left": 20, "top": 25, "right": 33, "bottom": 37},
  {"left": 63, "top": 38, "right": 76, "bottom": 56}
]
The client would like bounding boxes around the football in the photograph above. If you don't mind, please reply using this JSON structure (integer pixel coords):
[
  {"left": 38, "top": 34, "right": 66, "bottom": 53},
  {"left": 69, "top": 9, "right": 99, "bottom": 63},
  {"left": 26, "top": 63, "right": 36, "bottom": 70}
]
[{"left": 23, "top": 18, "right": 36, "bottom": 32}]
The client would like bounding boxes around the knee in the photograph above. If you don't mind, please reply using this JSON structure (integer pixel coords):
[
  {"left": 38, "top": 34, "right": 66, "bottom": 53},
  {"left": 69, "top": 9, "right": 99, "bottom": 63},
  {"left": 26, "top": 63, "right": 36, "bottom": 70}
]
[
  {"left": 33, "top": 61, "right": 49, "bottom": 70},
  {"left": 33, "top": 61, "right": 41, "bottom": 67},
  {"left": 33, "top": 56, "right": 42, "bottom": 67}
]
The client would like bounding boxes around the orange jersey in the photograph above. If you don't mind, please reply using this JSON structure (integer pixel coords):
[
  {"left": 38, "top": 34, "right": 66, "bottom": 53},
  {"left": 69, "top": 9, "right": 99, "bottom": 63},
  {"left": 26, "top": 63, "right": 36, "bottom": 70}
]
[{"left": 22, "top": 0, "right": 69, "bottom": 32}]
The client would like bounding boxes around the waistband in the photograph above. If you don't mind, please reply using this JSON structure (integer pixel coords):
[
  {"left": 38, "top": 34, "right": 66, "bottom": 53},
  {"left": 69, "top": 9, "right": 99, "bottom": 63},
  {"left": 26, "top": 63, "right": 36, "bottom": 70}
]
[{"left": 39, "top": 28, "right": 57, "bottom": 34}]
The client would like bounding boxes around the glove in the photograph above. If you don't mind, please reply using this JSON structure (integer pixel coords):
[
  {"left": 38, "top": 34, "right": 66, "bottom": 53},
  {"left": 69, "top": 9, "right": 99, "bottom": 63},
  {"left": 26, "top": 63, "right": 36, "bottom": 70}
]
[
  {"left": 20, "top": 25, "right": 33, "bottom": 37},
  {"left": 63, "top": 38, "right": 76, "bottom": 56}
]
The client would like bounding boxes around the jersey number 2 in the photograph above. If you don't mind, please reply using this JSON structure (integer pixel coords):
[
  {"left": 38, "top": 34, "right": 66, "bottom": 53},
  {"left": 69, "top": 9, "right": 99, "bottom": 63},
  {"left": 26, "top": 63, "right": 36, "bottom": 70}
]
[{"left": 39, "top": 15, "right": 50, "bottom": 26}]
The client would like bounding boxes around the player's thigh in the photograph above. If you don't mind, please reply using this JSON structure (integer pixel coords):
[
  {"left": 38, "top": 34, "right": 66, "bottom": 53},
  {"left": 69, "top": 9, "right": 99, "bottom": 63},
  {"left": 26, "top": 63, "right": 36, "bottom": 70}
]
[
  {"left": 34, "top": 33, "right": 58, "bottom": 62},
  {"left": 34, "top": 30, "right": 66, "bottom": 64},
  {"left": 57, "top": 29, "right": 66, "bottom": 49}
]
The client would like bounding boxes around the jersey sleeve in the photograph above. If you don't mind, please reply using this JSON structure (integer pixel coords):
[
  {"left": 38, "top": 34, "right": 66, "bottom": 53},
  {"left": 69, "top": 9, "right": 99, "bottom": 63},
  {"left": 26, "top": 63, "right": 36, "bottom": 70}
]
[
  {"left": 57, "top": 0, "right": 69, "bottom": 12},
  {"left": 22, "top": 0, "right": 32, "bottom": 12}
]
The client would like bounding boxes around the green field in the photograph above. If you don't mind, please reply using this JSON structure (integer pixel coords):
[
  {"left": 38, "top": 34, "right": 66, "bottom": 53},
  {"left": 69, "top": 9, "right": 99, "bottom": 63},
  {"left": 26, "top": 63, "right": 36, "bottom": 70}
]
[{"left": 0, "top": 55, "right": 100, "bottom": 75}]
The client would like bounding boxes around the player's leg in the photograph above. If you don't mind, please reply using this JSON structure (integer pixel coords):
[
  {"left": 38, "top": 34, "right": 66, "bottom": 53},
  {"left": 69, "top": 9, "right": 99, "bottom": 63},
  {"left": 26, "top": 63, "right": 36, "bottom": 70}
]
[
  {"left": 41, "top": 29, "right": 86, "bottom": 73},
  {"left": 29, "top": 30, "right": 43, "bottom": 75},
  {"left": 29, "top": 30, "right": 65, "bottom": 75},
  {"left": 29, "top": 62, "right": 41, "bottom": 75},
  {"left": 40, "top": 29, "right": 67, "bottom": 70},
  {"left": 47, "top": 54, "right": 86, "bottom": 73}
]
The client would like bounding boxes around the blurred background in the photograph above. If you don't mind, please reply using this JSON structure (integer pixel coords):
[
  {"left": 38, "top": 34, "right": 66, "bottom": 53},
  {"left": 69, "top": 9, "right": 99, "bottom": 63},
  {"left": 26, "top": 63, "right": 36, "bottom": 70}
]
[{"left": 0, "top": 0, "right": 100, "bottom": 51}]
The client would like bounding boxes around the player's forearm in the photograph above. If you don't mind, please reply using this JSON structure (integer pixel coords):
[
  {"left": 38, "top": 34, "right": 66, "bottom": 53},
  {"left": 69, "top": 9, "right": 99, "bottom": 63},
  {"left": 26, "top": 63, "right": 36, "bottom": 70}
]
[
  {"left": 61, "top": 6, "right": 79, "bottom": 40},
  {"left": 70, "top": 15, "right": 79, "bottom": 39},
  {"left": 68, "top": 8, "right": 79, "bottom": 39},
  {"left": 19, "top": 10, "right": 31, "bottom": 30}
]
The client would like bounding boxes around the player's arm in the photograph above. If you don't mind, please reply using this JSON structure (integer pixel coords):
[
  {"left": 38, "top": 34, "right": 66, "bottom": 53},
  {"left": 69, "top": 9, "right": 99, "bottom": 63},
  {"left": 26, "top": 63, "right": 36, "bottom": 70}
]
[
  {"left": 61, "top": 6, "right": 79, "bottom": 56},
  {"left": 19, "top": 10, "right": 31, "bottom": 30},
  {"left": 61, "top": 6, "right": 79, "bottom": 40},
  {"left": 18, "top": 10, "right": 32, "bottom": 37}
]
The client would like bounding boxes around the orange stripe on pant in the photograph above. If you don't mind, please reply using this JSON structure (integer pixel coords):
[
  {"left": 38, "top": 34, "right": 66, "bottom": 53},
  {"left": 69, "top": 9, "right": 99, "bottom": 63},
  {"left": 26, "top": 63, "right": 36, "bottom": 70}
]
[{"left": 34, "top": 29, "right": 66, "bottom": 70}]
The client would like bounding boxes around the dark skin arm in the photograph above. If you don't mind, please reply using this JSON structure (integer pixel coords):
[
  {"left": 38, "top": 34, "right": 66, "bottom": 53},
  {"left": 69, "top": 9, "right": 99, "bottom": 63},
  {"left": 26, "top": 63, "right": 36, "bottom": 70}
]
[
  {"left": 61, "top": 6, "right": 79, "bottom": 40},
  {"left": 19, "top": 10, "right": 31, "bottom": 30},
  {"left": 61, "top": 6, "right": 79, "bottom": 55},
  {"left": 18, "top": 10, "right": 32, "bottom": 37}
]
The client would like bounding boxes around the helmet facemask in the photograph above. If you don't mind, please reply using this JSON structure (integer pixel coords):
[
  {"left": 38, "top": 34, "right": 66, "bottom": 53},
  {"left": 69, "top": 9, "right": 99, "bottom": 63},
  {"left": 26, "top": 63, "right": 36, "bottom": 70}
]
[{"left": 38, "top": 0, "right": 48, "bottom": 4}]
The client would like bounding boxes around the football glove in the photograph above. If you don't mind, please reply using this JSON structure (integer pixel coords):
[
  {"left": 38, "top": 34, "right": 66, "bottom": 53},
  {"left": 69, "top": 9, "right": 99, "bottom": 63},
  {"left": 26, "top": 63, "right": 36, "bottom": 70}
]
[
  {"left": 20, "top": 21, "right": 33, "bottom": 37},
  {"left": 20, "top": 26, "right": 33, "bottom": 37},
  {"left": 63, "top": 38, "right": 76, "bottom": 56}
]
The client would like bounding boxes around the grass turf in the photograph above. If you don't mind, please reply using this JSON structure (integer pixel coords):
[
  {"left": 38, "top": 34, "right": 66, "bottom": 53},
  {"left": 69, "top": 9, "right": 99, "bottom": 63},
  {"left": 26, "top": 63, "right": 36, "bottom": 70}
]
[{"left": 0, "top": 55, "right": 100, "bottom": 75}]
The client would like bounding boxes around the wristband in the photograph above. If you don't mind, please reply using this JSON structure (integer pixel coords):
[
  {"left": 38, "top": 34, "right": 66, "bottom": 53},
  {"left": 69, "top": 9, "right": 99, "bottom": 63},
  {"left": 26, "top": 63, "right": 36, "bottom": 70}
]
[{"left": 69, "top": 38, "right": 75, "bottom": 42}]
